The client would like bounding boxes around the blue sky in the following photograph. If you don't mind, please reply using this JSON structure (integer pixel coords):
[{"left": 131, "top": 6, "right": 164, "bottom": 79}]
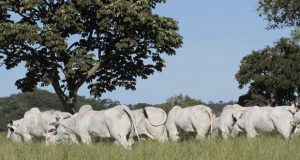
[{"left": 0, "top": 0, "right": 292, "bottom": 104}]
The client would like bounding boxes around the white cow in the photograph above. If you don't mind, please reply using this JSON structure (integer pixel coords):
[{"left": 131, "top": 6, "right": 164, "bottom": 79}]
[
  {"left": 166, "top": 105, "right": 214, "bottom": 141},
  {"left": 9, "top": 107, "right": 72, "bottom": 143},
  {"left": 7, "top": 119, "right": 23, "bottom": 142},
  {"left": 131, "top": 107, "right": 168, "bottom": 142},
  {"left": 47, "top": 105, "right": 140, "bottom": 149},
  {"left": 232, "top": 105, "right": 300, "bottom": 139},
  {"left": 289, "top": 111, "right": 300, "bottom": 137},
  {"left": 214, "top": 104, "right": 251, "bottom": 139}
]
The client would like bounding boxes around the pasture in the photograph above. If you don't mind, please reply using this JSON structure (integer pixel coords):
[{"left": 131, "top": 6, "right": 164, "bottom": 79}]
[{"left": 1, "top": 133, "right": 300, "bottom": 160}]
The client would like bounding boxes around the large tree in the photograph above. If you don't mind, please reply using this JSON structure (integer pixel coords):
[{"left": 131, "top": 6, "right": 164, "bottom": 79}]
[
  {"left": 258, "top": 0, "right": 300, "bottom": 29},
  {"left": 0, "top": 0, "right": 182, "bottom": 114},
  {"left": 236, "top": 38, "right": 300, "bottom": 106},
  {"left": 291, "top": 27, "right": 300, "bottom": 42}
]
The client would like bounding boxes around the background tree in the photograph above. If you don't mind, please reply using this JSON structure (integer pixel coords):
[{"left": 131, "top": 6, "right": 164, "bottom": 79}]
[
  {"left": 291, "top": 27, "right": 300, "bottom": 42},
  {"left": 158, "top": 94, "right": 205, "bottom": 112},
  {"left": 0, "top": 0, "right": 182, "bottom": 113},
  {"left": 166, "top": 93, "right": 203, "bottom": 107},
  {"left": 258, "top": 0, "right": 300, "bottom": 29},
  {"left": 236, "top": 38, "right": 300, "bottom": 106}
]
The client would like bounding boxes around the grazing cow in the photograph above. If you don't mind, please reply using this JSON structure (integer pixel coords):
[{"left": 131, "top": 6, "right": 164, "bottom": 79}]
[
  {"left": 289, "top": 111, "right": 300, "bottom": 137},
  {"left": 131, "top": 107, "right": 168, "bottom": 142},
  {"left": 7, "top": 119, "right": 23, "bottom": 142},
  {"left": 47, "top": 105, "right": 140, "bottom": 149},
  {"left": 214, "top": 104, "right": 251, "bottom": 139},
  {"left": 166, "top": 105, "right": 214, "bottom": 141},
  {"left": 232, "top": 104, "right": 300, "bottom": 139},
  {"left": 8, "top": 107, "right": 72, "bottom": 143}
]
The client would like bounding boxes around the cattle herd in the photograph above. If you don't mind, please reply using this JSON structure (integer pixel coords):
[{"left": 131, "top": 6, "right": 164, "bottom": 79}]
[{"left": 6, "top": 104, "right": 300, "bottom": 149}]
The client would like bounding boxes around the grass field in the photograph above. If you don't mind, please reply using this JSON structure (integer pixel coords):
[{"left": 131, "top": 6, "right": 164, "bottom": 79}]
[{"left": 1, "top": 133, "right": 300, "bottom": 160}]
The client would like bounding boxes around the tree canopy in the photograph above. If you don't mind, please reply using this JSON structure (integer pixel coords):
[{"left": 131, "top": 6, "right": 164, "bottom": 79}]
[
  {"left": 258, "top": 0, "right": 300, "bottom": 29},
  {"left": 0, "top": 0, "right": 182, "bottom": 113},
  {"left": 236, "top": 38, "right": 300, "bottom": 106},
  {"left": 291, "top": 27, "right": 300, "bottom": 42}
]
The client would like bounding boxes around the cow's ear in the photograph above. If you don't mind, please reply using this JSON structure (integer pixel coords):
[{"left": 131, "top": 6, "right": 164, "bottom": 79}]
[
  {"left": 55, "top": 116, "right": 60, "bottom": 121},
  {"left": 296, "top": 104, "right": 300, "bottom": 110},
  {"left": 292, "top": 102, "right": 300, "bottom": 110},
  {"left": 8, "top": 120, "right": 13, "bottom": 125},
  {"left": 7, "top": 125, "right": 14, "bottom": 132},
  {"left": 48, "top": 128, "right": 57, "bottom": 135},
  {"left": 48, "top": 128, "right": 56, "bottom": 133},
  {"left": 49, "top": 122, "right": 59, "bottom": 129},
  {"left": 63, "top": 114, "right": 72, "bottom": 119},
  {"left": 142, "top": 107, "right": 149, "bottom": 119},
  {"left": 232, "top": 114, "right": 237, "bottom": 123},
  {"left": 239, "top": 113, "right": 244, "bottom": 119}
]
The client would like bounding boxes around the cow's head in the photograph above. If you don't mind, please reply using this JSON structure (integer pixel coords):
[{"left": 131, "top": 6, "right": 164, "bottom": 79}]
[
  {"left": 47, "top": 115, "right": 75, "bottom": 144},
  {"left": 6, "top": 119, "right": 23, "bottom": 141},
  {"left": 295, "top": 103, "right": 300, "bottom": 111},
  {"left": 286, "top": 103, "right": 300, "bottom": 117},
  {"left": 231, "top": 112, "right": 245, "bottom": 136},
  {"left": 231, "top": 113, "right": 244, "bottom": 126},
  {"left": 7, "top": 120, "right": 14, "bottom": 132}
]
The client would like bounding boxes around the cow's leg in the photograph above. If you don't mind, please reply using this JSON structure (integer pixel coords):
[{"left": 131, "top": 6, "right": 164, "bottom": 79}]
[
  {"left": 195, "top": 132, "right": 205, "bottom": 140},
  {"left": 109, "top": 122, "right": 132, "bottom": 149},
  {"left": 219, "top": 126, "right": 229, "bottom": 139},
  {"left": 193, "top": 127, "right": 206, "bottom": 140},
  {"left": 44, "top": 132, "right": 52, "bottom": 145},
  {"left": 159, "top": 128, "right": 168, "bottom": 143},
  {"left": 191, "top": 118, "right": 208, "bottom": 140},
  {"left": 157, "top": 129, "right": 168, "bottom": 143},
  {"left": 70, "top": 134, "right": 79, "bottom": 144},
  {"left": 274, "top": 121, "right": 292, "bottom": 140},
  {"left": 167, "top": 124, "right": 179, "bottom": 142},
  {"left": 79, "top": 132, "right": 91, "bottom": 144},
  {"left": 22, "top": 133, "right": 32, "bottom": 142},
  {"left": 222, "top": 132, "right": 229, "bottom": 139},
  {"left": 114, "top": 134, "right": 131, "bottom": 149},
  {"left": 245, "top": 126, "right": 257, "bottom": 138},
  {"left": 127, "top": 131, "right": 134, "bottom": 147}
]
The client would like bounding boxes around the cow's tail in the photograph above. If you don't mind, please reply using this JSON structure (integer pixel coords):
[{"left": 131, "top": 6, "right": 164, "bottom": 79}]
[
  {"left": 204, "top": 109, "right": 214, "bottom": 138},
  {"left": 122, "top": 106, "right": 140, "bottom": 142}
]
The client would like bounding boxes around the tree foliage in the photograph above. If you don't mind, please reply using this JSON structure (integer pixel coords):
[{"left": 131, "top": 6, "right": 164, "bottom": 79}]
[
  {"left": 158, "top": 94, "right": 205, "bottom": 112},
  {"left": 258, "top": 0, "right": 300, "bottom": 28},
  {"left": 0, "top": 0, "right": 182, "bottom": 113},
  {"left": 236, "top": 38, "right": 300, "bottom": 106},
  {"left": 291, "top": 27, "right": 300, "bottom": 42}
]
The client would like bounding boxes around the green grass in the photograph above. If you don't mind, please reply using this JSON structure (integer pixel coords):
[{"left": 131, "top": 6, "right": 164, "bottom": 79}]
[{"left": 1, "top": 133, "right": 300, "bottom": 160}]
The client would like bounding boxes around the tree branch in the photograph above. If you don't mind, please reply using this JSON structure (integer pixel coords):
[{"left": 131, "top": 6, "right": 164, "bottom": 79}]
[
  {"left": 51, "top": 78, "right": 67, "bottom": 105},
  {"left": 74, "top": 61, "right": 102, "bottom": 90},
  {"left": 74, "top": 53, "right": 119, "bottom": 90},
  {"left": 67, "top": 42, "right": 79, "bottom": 51}
]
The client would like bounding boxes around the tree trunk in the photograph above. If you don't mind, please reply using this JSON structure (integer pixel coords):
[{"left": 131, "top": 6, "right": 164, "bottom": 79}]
[
  {"left": 270, "top": 92, "right": 276, "bottom": 107},
  {"left": 63, "top": 98, "right": 77, "bottom": 114},
  {"left": 65, "top": 90, "right": 77, "bottom": 114},
  {"left": 55, "top": 93, "right": 77, "bottom": 115},
  {"left": 52, "top": 81, "right": 77, "bottom": 114}
]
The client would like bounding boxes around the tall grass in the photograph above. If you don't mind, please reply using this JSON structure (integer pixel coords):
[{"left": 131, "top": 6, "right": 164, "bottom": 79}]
[{"left": 1, "top": 133, "right": 300, "bottom": 160}]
